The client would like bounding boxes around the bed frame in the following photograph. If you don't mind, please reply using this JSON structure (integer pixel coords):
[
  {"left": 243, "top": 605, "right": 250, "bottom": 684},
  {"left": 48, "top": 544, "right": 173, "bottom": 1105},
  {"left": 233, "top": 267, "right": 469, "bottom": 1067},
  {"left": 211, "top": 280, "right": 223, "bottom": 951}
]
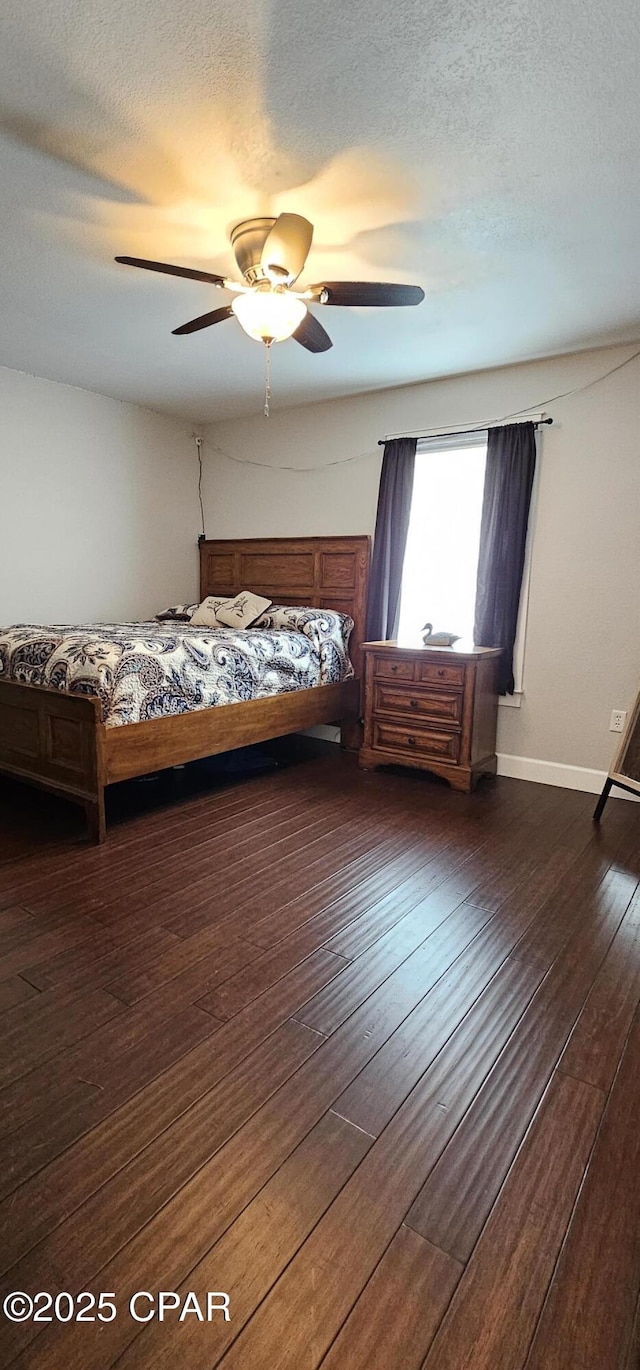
[{"left": 0, "top": 535, "right": 370, "bottom": 842}]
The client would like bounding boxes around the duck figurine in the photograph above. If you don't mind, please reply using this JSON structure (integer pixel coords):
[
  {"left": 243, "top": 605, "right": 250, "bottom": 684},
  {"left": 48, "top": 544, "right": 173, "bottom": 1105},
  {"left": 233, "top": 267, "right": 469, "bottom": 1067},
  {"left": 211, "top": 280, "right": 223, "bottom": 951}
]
[{"left": 421, "top": 622, "right": 460, "bottom": 648}]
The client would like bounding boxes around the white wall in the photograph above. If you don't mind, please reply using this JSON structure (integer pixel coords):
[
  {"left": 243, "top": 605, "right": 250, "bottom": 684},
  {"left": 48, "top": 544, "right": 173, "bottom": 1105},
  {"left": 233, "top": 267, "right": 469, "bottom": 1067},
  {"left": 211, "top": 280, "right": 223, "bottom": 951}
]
[
  {"left": 0, "top": 366, "right": 200, "bottom": 624},
  {"left": 203, "top": 344, "right": 640, "bottom": 776}
]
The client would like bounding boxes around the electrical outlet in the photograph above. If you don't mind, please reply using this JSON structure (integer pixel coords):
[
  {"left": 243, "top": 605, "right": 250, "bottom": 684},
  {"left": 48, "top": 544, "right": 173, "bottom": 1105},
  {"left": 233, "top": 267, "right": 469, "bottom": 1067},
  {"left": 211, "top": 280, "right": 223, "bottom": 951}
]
[{"left": 610, "top": 710, "right": 627, "bottom": 733}]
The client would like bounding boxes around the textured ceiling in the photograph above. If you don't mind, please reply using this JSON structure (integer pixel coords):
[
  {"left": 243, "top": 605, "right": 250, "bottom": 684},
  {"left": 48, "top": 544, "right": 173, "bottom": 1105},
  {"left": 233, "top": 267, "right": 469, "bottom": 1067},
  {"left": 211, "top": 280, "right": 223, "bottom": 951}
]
[{"left": 0, "top": 0, "right": 639, "bottom": 421}]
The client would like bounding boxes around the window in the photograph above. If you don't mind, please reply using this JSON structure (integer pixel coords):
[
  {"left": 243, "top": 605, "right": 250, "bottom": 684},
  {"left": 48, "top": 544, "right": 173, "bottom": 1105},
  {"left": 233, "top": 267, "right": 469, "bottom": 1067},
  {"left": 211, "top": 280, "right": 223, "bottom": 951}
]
[{"left": 397, "top": 433, "right": 487, "bottom": 647}]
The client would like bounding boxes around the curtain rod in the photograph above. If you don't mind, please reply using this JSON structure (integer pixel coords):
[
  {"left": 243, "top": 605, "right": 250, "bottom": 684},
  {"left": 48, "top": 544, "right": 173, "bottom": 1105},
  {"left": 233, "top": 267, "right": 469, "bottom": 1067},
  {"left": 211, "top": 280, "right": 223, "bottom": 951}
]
[{"left": 377, "top": 416, "right": 553, "bottom": 446}]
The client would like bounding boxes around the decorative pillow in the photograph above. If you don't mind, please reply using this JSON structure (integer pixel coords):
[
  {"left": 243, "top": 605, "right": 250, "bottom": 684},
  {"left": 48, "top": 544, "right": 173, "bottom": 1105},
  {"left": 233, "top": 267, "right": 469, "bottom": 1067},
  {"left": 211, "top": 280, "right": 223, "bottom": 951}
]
[
  {"left": 155, "top": 603, "right": 198, "bottom": 622},
  {"left": 189, "top": 596, "right": 228, "bottom": 628},
  {"left": 215, "top": 591, "right": 273, "bottom": 629}
]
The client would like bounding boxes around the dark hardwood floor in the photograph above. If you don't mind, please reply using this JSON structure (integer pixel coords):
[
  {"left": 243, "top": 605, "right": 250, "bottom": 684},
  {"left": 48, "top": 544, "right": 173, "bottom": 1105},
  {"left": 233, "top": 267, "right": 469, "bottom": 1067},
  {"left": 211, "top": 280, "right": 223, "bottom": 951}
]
[{"left": 0, "top": 748, "right": 639, "bottom": 1369}]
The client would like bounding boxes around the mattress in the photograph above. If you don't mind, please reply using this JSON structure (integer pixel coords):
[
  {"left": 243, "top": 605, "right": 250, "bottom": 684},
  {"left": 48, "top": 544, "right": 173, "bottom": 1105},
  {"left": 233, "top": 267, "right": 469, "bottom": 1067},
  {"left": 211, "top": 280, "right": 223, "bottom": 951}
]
[{"left": 0, "top": 606, "right": 354, "bottom": 728}]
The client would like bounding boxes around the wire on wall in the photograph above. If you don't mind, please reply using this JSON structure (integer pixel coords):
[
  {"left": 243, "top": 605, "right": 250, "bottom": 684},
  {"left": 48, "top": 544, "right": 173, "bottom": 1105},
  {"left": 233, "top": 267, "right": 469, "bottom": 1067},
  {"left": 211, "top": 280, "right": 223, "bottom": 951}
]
[
  {"left": 204, "top": 437, "right": 378, "bottom": 473},
  {"left": 199, "top": 344, "right": 640, "bottom": 474},
  {"left": 193, "top": 434, "right": 206, "bottom": 538},
  {"left": 499, "top": 344, "right": 640, "bottom": 418},
  {"left": 379, "top": 346, "right": 640, "bottom": 444}
]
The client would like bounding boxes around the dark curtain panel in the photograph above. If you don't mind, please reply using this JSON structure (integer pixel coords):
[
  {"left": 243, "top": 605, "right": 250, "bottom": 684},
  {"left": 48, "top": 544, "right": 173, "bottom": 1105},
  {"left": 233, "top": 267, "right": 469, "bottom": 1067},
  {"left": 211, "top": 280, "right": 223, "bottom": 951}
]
[
  {"left": 473, "top": 422, "right": 537, "bottom": 694},
  {"left": 366, "top": 436, "right": 417, "bottom": 640}
]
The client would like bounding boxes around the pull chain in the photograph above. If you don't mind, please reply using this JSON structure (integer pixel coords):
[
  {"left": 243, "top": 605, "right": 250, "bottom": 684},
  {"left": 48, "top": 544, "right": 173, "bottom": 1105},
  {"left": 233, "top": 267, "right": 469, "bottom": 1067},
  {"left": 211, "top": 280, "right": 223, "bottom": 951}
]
[{"left": 264, "top": 341, "right": 272, "bottom": 417}]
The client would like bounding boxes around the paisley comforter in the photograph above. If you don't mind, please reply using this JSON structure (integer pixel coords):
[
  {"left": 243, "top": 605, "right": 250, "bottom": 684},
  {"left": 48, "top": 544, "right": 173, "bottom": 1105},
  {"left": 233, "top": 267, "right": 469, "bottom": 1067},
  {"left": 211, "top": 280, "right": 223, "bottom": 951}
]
[{"left": 0, "top": 606, "right": 354, "bottom": 728}]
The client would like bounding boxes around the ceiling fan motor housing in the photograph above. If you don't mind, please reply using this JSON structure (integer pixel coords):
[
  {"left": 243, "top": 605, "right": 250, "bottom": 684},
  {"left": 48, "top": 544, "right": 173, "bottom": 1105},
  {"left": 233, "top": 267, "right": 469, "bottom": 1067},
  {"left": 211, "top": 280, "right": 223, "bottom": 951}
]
[{"left": 230, "top": 217, "right": 277, "bottom": 284}]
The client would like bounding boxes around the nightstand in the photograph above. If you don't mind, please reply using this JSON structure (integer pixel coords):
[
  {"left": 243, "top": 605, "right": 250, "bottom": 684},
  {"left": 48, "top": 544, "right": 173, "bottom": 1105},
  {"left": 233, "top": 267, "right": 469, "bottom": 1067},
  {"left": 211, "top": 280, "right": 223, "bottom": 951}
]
[{"left": 359, "top": 641, "right": 502, "bottom": 792}]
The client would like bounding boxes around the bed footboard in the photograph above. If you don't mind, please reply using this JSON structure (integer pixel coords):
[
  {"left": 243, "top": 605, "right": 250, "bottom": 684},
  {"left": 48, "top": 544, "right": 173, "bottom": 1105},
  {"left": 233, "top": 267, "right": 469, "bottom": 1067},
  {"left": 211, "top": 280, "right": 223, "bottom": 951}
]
[
  {"left": 0, "top": 680, "right": 106, "bottom": 842},
  {"left": 104, "top": 678, "right": 360, "bottom": 783},
  {"left": 0, "top": 676, "right": 360, "bottom": 845}
]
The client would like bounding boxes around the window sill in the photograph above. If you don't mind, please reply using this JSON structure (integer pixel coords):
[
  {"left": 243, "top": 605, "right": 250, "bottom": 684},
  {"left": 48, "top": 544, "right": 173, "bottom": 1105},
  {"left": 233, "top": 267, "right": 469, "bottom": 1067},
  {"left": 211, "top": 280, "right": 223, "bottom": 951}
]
[{"left": 498, "top": 692, "right": 523, "bottom": 709}]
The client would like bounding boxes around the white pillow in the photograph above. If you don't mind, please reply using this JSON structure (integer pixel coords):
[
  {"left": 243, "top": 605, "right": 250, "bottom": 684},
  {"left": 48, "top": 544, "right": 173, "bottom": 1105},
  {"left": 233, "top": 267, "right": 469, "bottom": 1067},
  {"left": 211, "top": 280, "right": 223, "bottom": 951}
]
[
  {"left": 216, "top": 591, "right": 272, "bottom": 629},
  {"left": 190, "top": 595, "right": 226, "bottom": 628}
]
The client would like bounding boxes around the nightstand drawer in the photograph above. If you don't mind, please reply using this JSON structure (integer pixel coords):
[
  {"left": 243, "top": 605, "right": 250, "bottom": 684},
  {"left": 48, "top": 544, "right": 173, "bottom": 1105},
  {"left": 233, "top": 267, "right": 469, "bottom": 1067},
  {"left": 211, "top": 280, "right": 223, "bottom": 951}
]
[
  {"left": 372, "top": 655, "right": 416, "bottom": 682},
  {"left": 418, "top": 660, "right": 466, "bottom": 687},
  {"left": 373, "top": 721, "right": 461, "bottom": 764},
  {"left": 373, "top": 682, "right": 464, "bottom": 727}
]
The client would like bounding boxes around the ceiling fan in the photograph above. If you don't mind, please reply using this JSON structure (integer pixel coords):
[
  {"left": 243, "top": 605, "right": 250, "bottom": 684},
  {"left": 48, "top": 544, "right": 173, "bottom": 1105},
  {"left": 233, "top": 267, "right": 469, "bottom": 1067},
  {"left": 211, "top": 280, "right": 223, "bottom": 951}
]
[{"left": 115, "top": 213, "right": 425, "bottom": 355}]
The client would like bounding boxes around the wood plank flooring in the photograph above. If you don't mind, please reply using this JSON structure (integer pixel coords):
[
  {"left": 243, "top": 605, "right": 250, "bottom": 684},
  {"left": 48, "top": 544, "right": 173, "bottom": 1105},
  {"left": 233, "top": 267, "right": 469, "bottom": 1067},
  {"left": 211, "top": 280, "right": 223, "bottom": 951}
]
[{"left": 0, "top": 750, "right": 639, "bottom": 1369}]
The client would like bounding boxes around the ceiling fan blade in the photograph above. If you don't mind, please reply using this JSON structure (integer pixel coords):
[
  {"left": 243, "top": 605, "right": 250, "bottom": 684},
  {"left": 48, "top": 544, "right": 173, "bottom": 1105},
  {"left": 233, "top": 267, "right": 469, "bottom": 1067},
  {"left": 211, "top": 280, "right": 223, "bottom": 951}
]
[
  {"left": 308, "top": 281, "right": 425, "bottom": 308},
  {"left": 292, "top": 310, "right": 333, "bottom": 353},
  {"left": 172, "top": 305, "right": 234, "bottom": 335},
  {"left": 115, "top": 256, "right": 227, "bottom": 287},
  {"left": 261, "top": 214, "right": 314, "bottom": 286}
]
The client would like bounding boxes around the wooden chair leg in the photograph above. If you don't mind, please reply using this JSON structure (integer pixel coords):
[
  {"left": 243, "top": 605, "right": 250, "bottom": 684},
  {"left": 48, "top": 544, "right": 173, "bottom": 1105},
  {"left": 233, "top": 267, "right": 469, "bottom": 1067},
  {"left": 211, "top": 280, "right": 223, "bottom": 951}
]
[
  {"left": 593, "top": 777, "right": 613, "bottom": 823},
  {"left": 85, "top": 790, "right": 106, "bottom": 843}
]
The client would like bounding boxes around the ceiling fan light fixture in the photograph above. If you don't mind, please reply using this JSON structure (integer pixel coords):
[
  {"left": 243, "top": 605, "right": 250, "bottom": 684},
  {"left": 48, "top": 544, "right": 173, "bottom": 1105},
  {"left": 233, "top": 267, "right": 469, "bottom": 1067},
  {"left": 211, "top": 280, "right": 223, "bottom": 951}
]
[
  {"left": 231, "top": 289, "right": 307, "bottom": 343},
  {"left": 264, "top": 262, "right": 290, "bottom": 282}
]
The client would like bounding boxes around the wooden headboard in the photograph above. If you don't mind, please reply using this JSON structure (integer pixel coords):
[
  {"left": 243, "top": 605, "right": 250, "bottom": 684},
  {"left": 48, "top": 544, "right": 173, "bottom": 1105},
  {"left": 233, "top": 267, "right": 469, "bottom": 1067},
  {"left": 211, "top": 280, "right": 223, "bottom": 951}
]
[{"left": 199, "top": 536, "right": 371, "bottom": 676}]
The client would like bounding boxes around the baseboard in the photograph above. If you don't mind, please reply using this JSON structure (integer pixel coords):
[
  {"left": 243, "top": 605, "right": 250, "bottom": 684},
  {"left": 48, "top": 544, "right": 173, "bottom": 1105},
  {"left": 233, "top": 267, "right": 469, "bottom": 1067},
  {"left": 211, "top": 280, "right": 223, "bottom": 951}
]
[
  {"left": 304, "top": 732, "right": 638, "bottom": 802},
  {"left": 497, "top": 753, "right": 639, "bottom": 800}
]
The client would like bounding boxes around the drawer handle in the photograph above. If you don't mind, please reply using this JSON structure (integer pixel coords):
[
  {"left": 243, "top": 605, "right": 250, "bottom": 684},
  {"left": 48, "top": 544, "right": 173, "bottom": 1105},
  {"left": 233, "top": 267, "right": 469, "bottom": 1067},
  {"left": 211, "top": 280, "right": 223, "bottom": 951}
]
[
  {"left": 407, "top": 735, "right": 416, "bottom": 746},
  {"left": 409, "top": 698, "right": 419, "bottom": 709},
  {"left": 437, "top": 668, "right": 445, "bottom": 677},
  {"left": 390, "top": 664, "right": 398, "bottom": 673}
]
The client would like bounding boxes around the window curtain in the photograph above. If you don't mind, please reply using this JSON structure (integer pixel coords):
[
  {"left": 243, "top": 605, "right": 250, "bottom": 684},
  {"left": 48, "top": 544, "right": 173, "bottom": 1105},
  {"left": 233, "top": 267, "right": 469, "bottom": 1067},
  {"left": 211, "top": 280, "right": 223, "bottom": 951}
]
[
  {"left": 365, "top": 436, "right": 417, "bottom": 641},
  {"left": 473, "top": 421, "right": 536, "bottom": 694}
]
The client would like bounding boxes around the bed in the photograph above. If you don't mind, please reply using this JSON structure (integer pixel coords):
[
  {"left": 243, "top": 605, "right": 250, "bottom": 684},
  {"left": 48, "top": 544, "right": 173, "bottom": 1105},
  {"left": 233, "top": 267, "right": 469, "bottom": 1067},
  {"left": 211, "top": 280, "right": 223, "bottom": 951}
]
[{"left": 0, "top": 536, "right": 370, "bottom": 842}]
